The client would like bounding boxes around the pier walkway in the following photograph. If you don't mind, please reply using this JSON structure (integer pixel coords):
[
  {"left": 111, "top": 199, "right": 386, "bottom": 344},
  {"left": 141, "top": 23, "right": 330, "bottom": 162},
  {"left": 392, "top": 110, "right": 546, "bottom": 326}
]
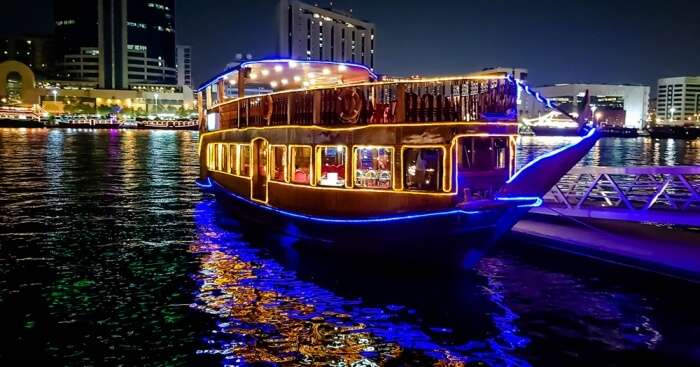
[{"left": 512, "top": 165, "right": 700, "bottom": 282}]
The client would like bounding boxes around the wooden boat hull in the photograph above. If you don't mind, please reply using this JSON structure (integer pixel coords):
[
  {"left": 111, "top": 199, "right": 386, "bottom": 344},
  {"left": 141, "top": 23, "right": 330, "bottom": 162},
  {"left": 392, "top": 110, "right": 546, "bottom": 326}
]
[{"left": 202, "top": 177, "right": 529, "bottom": 266}]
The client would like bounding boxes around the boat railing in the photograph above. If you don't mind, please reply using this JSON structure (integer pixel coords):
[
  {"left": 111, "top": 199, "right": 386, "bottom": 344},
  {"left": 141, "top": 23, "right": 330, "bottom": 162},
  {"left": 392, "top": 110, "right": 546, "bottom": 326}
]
[{"left": 215, "top": 77, "right": 517, "bottom": 129}]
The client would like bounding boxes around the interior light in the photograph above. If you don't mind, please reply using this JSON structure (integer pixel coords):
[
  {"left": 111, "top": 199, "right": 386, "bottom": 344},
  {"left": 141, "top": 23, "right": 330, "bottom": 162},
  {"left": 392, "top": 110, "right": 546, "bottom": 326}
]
[
  {"left": 261, "top": 69, "right": 270, "bottom": 76},
  {"left": 270, "top": 81, "right": 278, "bottom": 88},
  {"left": 293, "top": 75, "right": 302, "bottom": 82},
  {"left": 338, "top": 64, "right": 348, "bottom": 72},
  {"left": 274, "top": 65, "right": 283, "bottom": 73},
  {"left": 322, "top": 68, "right": 331, "bottom": 75}
]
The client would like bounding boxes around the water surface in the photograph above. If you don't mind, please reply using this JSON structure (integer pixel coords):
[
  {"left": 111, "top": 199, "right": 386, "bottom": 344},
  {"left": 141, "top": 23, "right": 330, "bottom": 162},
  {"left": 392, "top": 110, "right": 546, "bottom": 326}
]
[{"left": 1, "top": 128, "right": 699, "bottom": 366}]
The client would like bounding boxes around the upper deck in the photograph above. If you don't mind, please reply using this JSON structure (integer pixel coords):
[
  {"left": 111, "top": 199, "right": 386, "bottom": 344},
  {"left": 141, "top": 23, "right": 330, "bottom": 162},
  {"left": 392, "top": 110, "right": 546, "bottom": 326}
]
[{"left": 197, "top": 59, "right": 518, "bottom": 131}]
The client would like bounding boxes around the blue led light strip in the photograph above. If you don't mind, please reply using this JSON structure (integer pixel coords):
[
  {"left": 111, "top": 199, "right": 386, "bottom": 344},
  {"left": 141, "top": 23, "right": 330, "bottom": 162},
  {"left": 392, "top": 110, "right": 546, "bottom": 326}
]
[
  {"left": 494, "top": 196, "right": 543, "bottom": 208},
  {"left": 506, "top": 127, "right": 598, "bottom": 185},
  {"left": 196, "top": 177, "right": 540, "bottom": 223},
  {"left": 506, "top": 74, "right": 557, "bottom": 110}
]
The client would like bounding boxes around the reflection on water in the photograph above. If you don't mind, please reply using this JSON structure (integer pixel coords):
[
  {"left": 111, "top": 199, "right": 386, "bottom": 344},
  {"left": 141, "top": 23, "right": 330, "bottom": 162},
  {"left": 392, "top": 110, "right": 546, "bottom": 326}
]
[
  {"left": 1, "top": 129, "right": 700, "bottom": 366},
  {"left": 191, "top": 200, "right": 532, "bottom": 366}
]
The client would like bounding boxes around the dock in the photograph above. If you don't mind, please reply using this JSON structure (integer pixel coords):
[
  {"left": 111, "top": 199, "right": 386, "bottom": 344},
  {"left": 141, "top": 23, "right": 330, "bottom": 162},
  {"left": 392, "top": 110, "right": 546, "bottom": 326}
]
[{"left": 511, "top": 164, "right": 700, "bottom": 282}]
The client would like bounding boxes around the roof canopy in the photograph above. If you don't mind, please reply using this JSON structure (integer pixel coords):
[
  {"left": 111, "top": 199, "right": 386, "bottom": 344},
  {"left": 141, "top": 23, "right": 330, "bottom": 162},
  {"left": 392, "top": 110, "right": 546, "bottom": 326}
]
[{"left": 198, "top": 59, "right": 377, "bottom": 93}]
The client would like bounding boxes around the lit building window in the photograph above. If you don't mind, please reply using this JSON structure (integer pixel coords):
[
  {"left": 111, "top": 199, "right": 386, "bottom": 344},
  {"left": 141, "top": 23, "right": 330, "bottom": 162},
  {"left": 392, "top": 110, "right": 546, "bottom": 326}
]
[
  {"left": 354, "top": 147, "right": 393, "bottom": 189},
  {"left": 291, "top": 146, "right": 312, "bottom": 185},
  {"left": 317, "top": 146, "right": 346, "bottom": 187},
  {"left": 270, "top": 146, "right": 287, "bottom": 182},
  {"left": 403, "top": 148, "right": 443, "bottom": 192}
]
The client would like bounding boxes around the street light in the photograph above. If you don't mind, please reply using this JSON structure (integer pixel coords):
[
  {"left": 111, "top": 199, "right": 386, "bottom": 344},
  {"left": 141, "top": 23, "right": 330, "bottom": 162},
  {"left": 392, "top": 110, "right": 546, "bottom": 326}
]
[{"left": 52, "top": 89, "right": 58, "bottom": 102}]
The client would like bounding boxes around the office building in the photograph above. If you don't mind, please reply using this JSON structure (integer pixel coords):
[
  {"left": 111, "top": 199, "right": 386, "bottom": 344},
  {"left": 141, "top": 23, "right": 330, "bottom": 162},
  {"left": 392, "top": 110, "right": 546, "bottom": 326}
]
[
  {"left": 0, "top": 34, "right": 54, "bottom": 74},
  {"left": 656, "top": 76, "right": 700, "bottom": 125},
  {"left": 54, "top": 0, "right": 177, "bottom": 89},
  {"left": 277, "top": 0, "right": 375, "bottom": 69},
  {"left": 176, "top": 45, "right": 192, "bottom": 88},
  {"left": 522, "top": 84, "right": 650, "bottom": 128}
]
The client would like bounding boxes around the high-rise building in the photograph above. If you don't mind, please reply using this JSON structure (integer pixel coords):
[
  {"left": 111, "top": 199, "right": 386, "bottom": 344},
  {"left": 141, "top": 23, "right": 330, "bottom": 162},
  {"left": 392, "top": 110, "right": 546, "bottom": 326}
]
[
  {"left": 656, "top": 76, "right": 700, "bottom": 125},
  {"left": 0, "top": 34, "right": 54, "bottom": 74},
  {"left": 277, "top": 0, "right": 375, "bottom": 69},
  {"left": 54, "top": 0, "right": 177, "bottom": 89},
  {"left": 176, "top": 45, "right": 192, "bottom": 88}
]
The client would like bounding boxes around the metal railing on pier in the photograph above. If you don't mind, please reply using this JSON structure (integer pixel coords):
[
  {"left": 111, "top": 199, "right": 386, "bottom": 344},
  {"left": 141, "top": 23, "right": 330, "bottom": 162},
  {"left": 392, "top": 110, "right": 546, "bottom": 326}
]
[{"left": 535, "top": 166, "right": 700, "bottom": 226}]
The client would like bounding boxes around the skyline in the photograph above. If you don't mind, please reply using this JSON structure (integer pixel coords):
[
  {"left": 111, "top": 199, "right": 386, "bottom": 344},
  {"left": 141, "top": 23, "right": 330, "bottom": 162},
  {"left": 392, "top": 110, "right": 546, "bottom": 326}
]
[{"left": 2, "top": 0, "right": 700, "bottom": 89}]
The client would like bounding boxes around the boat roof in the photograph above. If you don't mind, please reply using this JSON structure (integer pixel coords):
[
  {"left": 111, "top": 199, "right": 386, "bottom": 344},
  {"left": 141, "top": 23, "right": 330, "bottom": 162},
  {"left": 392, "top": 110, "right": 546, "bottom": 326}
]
[{"left": 196, "top": 59, "right": 377, "bottom": 93}]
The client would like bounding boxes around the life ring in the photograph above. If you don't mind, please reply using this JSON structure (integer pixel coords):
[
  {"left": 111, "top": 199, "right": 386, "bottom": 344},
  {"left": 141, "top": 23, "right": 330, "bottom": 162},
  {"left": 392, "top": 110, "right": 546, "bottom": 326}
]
[
  {"left": 336, "top": 88, "right": 362, "bottom": 123},
  {"left": 261, "top": 95, "right": 273, "bottom": 121}
]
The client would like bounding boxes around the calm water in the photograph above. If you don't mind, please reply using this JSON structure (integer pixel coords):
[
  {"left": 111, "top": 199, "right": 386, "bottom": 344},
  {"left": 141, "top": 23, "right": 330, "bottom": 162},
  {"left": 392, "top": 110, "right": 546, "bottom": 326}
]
[{"left": 1, "top": 128, "right": 699, "bottom": 366}]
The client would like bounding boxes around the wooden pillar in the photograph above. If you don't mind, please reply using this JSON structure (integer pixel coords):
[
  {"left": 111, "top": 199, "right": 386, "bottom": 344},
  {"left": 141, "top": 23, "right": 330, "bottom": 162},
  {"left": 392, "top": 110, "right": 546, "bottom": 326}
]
[
  {"left": 312, "top": 90, "right": 321, "bottom": 124},
  {"left": 395, "top": 84, "right": 406, "bottom": 123},
  {"left": 238, "top": 68, "right": 247, "bottom": 98}
]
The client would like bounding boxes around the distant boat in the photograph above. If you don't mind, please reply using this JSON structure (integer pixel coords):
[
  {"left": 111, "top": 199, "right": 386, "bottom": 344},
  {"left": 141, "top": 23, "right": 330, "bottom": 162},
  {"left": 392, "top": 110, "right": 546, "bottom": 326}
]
[{"left": 647, "top": 126, "right": 700, "bottom": 140}]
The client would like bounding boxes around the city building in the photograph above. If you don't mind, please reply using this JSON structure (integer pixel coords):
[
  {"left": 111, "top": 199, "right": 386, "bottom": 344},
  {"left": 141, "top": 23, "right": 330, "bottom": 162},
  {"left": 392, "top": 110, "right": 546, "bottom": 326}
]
[
  {"left": 176, "top": 45, "right": 192, "bottom": 88},
  {"left": 522, "top": 84, "right": 650, "bottom": 129},
  {"left": 54, "top": 0, "right": 177, "bottom": 89},
  {"left": 0, "top": 60, "right": 194, "bottom": 115},
  {"left": 276, "top": 0, "right": 375, "bottom": 69},
  {"left": 0, "top": 34, "right": 54, "bottom": 74},
  {"left": 656, "top": 76, "right": 700, "bottom": 125}
]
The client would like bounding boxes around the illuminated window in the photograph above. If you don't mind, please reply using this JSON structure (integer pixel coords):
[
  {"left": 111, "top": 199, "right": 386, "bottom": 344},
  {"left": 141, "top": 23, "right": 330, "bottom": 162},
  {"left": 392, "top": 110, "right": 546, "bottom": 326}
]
[
  {"left": 317, "top": 146, "right": 346, "bottom": 187},
  {"left": 239, "top": 144, "right": 251, "bottom": 177},
  {"left": 354, "top": 147, "right": 393, "bottom": 189},
  {"left": 229, "top": 144, "right": 238, "bottom": 175},
  {"left": 460, "top": 137, "right": 508, "bottom": 171},
  {"left": 216, "top": 144, "right": 228, "bottom": 171},
  {"left": 291, "top": 146, "right": 312, "bottom": 185},
  {"left": 207, "top": 144, "right": 215, "bottom": 171},
  {"left": 270, "top": 145, "right": 287, "bottom": 182},
  {"left": 403, "top": 148, "right": 443, "bottom": 192}
]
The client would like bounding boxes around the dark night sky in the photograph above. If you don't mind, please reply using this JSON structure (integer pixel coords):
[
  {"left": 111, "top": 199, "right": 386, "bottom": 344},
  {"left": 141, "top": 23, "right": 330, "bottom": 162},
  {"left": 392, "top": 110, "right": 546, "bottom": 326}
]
[{"left": 2, "top": 0, "right": 699, "bottom": 89}]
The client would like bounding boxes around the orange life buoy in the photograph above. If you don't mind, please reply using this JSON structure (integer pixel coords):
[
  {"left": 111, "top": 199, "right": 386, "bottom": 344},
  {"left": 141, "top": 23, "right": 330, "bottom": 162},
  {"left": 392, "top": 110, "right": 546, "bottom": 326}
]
[
  {"left": 336, "top": 88, "right": 362, "bottom": 124},
  {"left": 261, "top": 95, "right": 273, "bottom": 121}
]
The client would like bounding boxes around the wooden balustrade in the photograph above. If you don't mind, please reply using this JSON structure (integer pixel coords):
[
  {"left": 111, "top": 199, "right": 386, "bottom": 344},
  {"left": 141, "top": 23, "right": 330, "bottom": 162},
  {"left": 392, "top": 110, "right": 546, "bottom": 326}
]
[{"left": 211, "top": 77, "right": 516, "bottom": 129}]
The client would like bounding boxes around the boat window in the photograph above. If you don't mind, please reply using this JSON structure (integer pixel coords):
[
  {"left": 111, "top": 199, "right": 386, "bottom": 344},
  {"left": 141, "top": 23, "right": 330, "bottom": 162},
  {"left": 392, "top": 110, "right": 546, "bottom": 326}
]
[
  {"left": 354, "top": 147, "right": 393, "bottom": 189},
  {"left": 216, "top": 143, "right": 228, "bottom": 172},
  {"left": 291, "top": 146, "right": 312, "bottom": 185},
  {"left": 207, "top": 143, "right": 216, "bottom": 171},
  {"left": 270, "top": 145, "right": 287, "bottom": 182},
  {"left": 403, "top": 148, "right": 443, "bottom": 192},
  {"left": 460, "top": 137, "right": 508, "bottom": 171},
  {"left": 229, "top": 144, "right": 238, "bottom": 175},
  {"left": 317, "top": 146, "right": 346, "bottom": 187},
  {"left": 239, "top": 144, "right": 251, "bottom": 177}
]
